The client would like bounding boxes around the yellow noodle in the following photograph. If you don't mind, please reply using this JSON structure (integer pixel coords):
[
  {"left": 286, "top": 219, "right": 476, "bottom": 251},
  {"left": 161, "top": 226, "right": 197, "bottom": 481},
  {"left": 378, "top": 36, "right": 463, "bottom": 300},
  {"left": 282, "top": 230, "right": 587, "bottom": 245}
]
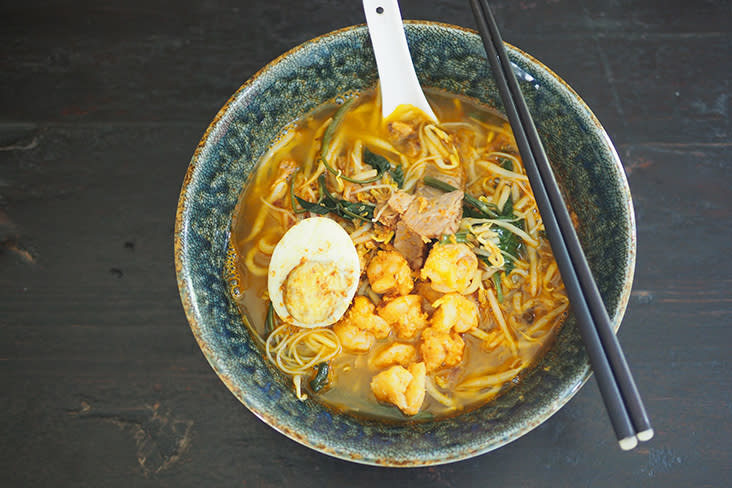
[
  {"left": 496, "top": 184, "right": 512, "bottom": 212},
  {"left": 233, "top": 89, "right": 570, "bottom": 417},
  {"left": 243, "top": 205, "right": 271, "bottom": 243},
  {"left": 514, "top": 195, "right": 531, "bottom": 211},
  {"left": 484, "top": 287, "right": 518, "bottom": 355},
  {"left": 350, "top": 223, "right": 373, "bottom": 243},
  {"left": 440, "top": 121, "right": 477, "bottom": 131},
  {"left": 360, "top": 135, "right": 401, "bottom": 156},
  {"left": 457, "top": 366, "right": 523, "bottom": 390},
  {"left": 350, "top": 140, "right": 365, "bottom": 173},
  {"left": 244, "top": 246, "right": 268, "bottom": 277},
  {"left": 526, "top": 302, "right": 569, "bottom": 337},
  {"left": 469, "top": 116, "right": 515, "bottom": 140},
  {"left": 423, "top": 126, "right": 449, "bottom": 159},
  {"left": 425, "top": 377, "right": 457, "bottom": 408},
  {"left": 293, "top": 375, "right": 308, "bottom": 401},
  {"left": 469, "top": 327, "right": 491, "bottom": 341},
  {"left": 351, "top": 183, "right": 396, "bottom": 195},
  {"left": 324, "top": 131, "right": 346, "bottom": 167},
  {"left": 464, "top": 217, "right": 539, "bottom": 249},
  {"left": 455, "top": 385, "right": 502, "bottom": 403},
  {"left": 256, "top": 233, "right": 279, "bottom": 255},
  {"left": 463, "top": 268, "right": 483, "bottom": 295},
  {"left": 260, "top": 196, "right": 295, "bottom": 222},
  {"left": 542, "top": 262, "right": 558, "bottom": 290},
  {"left": 256, "top": 129, "right": 297, "bottom": 185},
  {"left": 435, "top": 154, "right": 460, "bottom": 170},
  {"left": 528, "top": 247, "right": 538, "bottom": 296},
  {"left": 476, "top": 159, "right": 529, "bottom": 182}
]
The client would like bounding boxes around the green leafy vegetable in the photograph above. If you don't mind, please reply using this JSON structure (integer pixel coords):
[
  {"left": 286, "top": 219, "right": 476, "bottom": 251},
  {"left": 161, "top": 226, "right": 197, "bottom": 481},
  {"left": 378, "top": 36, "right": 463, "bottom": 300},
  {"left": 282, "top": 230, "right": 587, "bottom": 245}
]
[
  {"left": 390, "top": 162, "right": 404, "bottom": 188},
  {"left": 494, "top": 196, "right": 524, "bottom": 274},
  {"left": 500, "top": 157, "right": 513, "bottom": 171},
  {"left": 499, "top": 191, "right": 513, "bottom": 216},
  {"left": 439, "top": 230, "right": 469, "bottom": 245},
  {"left": 363, "top": 149, "right": 405, "bottom": 188},
  {"left": 309, "top": 362, "right": 329, "bottom": 392},
  {"left": 492, "top": 272, "right": 504, "bottom": 303},
  {"left": 292, "top": 174, "right": 375, "bottom": 222},
  {"left": 265, "top": 301, "right": 276, "bottom": 336},
  {"left": 363, "top": 148, "right": 390, "bottom": 176},
  {"left": 462, "top": 204, "right": 491, "bottom": 219},
  {"left": 289, "top": 170, "right": 307, "bottom": 215}
]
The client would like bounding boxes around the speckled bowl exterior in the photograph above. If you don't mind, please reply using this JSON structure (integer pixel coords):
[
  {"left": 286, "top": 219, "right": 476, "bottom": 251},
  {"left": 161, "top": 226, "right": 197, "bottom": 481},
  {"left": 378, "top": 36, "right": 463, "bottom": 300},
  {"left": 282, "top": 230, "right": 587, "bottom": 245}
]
[{"left": 174, "top": 22, "right": 635, "bottom": 466}]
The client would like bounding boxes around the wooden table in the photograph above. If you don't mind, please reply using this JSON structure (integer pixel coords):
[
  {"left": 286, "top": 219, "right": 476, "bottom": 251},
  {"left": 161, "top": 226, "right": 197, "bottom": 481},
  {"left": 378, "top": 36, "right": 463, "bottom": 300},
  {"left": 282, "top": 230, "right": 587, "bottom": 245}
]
[{"left": 1, "top": 1, "right": 729, "bottom": 486}]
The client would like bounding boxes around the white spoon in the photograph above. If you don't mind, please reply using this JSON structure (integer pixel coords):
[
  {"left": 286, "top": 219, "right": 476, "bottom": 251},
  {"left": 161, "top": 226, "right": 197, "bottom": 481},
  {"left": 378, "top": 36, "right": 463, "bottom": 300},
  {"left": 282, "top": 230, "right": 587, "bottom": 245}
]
[{"left": 362, "top": 0, "right": 438, "bottom": 122}]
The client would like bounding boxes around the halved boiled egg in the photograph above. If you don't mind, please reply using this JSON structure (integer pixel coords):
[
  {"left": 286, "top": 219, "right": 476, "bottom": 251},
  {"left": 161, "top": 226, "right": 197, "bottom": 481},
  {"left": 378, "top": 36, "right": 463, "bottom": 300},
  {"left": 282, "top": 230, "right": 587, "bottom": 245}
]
[{"left": 267, "top": 217, "right": 360, "bottom": 328}]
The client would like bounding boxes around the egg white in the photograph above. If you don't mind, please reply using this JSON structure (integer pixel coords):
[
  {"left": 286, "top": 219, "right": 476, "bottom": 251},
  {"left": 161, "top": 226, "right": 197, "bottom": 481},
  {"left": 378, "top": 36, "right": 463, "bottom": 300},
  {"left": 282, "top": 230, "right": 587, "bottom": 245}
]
[{"left": 267, "top": 217, "right": 360, "bottom": 328}]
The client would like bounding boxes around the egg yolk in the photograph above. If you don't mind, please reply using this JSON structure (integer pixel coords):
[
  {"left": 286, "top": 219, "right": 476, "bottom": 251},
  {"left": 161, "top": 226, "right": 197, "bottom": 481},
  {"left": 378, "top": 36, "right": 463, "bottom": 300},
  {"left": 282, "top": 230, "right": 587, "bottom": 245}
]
[{"left": 283, "top": 260, "right": 350, "bottom": 325}]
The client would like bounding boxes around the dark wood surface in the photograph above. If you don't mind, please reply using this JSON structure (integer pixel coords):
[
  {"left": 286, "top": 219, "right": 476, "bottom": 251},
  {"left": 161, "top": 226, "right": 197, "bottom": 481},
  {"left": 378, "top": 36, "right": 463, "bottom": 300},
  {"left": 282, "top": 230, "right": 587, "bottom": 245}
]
[{"left": 1, "top": 1, "right": 730, "bottom": 486}]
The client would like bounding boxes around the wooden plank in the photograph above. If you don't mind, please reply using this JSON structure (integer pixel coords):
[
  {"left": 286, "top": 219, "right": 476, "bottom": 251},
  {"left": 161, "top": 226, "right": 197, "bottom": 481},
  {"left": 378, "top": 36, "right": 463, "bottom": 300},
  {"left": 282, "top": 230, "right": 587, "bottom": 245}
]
[{"left": 1, "top": 0, "right": 730, "bottom": 486}]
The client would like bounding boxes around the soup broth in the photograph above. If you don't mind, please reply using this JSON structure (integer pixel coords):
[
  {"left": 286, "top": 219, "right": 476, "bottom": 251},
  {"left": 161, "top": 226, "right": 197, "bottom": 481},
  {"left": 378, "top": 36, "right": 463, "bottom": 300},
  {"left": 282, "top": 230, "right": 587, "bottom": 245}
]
[{"left": 227, "top": 88, "right": 568, "bottom": 420}]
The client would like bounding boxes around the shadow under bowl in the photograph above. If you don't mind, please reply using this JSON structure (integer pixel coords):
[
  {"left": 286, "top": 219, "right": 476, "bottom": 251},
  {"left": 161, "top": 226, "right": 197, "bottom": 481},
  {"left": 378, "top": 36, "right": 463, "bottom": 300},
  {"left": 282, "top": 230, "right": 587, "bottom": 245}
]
[{"left": 174, "top": 21, "right": 635, "bottom": 466}]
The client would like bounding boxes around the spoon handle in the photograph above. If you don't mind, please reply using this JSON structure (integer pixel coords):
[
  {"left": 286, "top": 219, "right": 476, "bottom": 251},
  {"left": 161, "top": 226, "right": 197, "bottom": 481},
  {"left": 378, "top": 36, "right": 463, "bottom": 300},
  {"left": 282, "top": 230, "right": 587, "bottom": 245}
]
[{"left": 362, "top": 0, "right": 437, "bottom": 121}]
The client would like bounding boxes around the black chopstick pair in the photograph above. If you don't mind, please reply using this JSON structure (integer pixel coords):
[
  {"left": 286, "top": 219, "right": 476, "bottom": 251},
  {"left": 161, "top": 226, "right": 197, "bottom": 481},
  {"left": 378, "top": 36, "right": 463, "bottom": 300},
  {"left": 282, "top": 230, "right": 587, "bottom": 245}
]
[{"left": 468, "top": 0, "right": 653, "bottom": 450}]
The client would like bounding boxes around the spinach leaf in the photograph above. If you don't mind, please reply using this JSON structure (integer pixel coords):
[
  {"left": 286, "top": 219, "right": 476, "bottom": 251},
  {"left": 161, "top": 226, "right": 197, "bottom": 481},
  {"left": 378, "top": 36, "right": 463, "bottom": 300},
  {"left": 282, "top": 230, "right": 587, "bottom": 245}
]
[
  {"left": 362, "top": 148, "right": 391, "bottom": 176},
  {"left": 265, "top": 301, "right": 276, "bottom": 336},
  {"left": 495, "top": 196, "right": 524, "bottom": 274},
  {"left": 496, "top": 226, "right": 522, "bottom": 274},
  {"left": 499, "top": 191, "right": 514, "bottom": 218},
  {"left": 500, "top": 157, "right": 514, "bottom": 171},
  {"left": 390, "top": 162, "right": 404, "bottom": 188},
  {"left": 363, "top": 149, "right": 405, "bottom": 188},
  {"left": 309, "top": 362, "right": 329, "bottom": 392},
  {"left": 292, "top": 174, "right": 374, "bottom": 222},
  {"left": 293, "top": 195, "right": 331, "bottom": 215},
  {"left": 318, "top": 174, "right": 375, "bottom": 221}
]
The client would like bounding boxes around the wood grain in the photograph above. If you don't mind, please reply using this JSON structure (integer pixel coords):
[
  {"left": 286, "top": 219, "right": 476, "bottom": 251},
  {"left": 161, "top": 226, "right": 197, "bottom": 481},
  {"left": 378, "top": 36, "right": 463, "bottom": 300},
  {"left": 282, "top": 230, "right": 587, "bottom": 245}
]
[{"left": 1, "top": 0, "right": 730, "bottom": 486}]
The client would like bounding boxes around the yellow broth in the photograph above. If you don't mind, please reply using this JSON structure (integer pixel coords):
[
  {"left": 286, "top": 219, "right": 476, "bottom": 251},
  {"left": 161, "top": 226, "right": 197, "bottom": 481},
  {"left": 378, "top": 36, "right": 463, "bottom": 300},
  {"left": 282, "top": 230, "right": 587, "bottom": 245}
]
[{"left": 227, "top": 88, "right": 568, "bottom": 420}]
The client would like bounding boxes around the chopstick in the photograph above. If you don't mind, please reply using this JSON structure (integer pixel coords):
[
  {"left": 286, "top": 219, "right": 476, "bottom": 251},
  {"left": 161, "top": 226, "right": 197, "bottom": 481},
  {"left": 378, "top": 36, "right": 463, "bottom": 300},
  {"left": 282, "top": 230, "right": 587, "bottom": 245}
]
[{"left": 468, "top": 0, "right": 653, "bottom": 450}]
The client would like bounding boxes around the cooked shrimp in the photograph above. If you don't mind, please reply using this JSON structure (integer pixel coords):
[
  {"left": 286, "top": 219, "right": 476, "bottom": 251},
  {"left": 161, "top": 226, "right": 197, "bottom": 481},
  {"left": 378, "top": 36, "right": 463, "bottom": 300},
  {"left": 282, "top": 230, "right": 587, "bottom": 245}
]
[
  {"left": 420, "top": 243, "right": 478, "bottom": 294},
  {"left": 366, "top": 250, "right": 414, "bottom": 296},
  {"left": 333, "top": 321, "right": 373, "bottom": 352},
  {"left": 370, "top": 362, "right": 426, "bottom": 415},
  {"left": 431, "top": 293, "right": 479, "bottom": 333},
  {"left": 420, "top": 327, "right": 465, "bottom": 372},
  {"left": 404, "top": 362, "right": 426, "bottom": 415},
  {"left": 333, "top": 296, "right": 391, "bottom": 352},
  {"left": 377, "top": 295, "right": 428, "bottom": 339},
  {"left": 350, "top": 296, "right": 391, "bottom": 339},
  {"left": 370, "top": 343, "right": 417, "bottom": 369}
]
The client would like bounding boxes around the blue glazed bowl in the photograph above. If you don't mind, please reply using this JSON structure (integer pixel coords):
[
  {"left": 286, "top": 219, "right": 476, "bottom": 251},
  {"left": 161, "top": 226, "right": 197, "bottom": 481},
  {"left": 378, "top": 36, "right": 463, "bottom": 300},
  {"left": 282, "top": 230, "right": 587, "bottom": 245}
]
[{"left": 174, "top": 22, "right": 635, "bottom": 466}]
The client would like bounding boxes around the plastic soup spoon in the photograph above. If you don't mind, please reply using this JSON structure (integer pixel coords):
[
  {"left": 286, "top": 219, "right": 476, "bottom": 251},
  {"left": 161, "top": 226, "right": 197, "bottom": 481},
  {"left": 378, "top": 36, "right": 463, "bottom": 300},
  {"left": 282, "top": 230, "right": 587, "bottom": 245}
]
[{"left": 362, "top": 0, "right": 438, "bottom": 122}]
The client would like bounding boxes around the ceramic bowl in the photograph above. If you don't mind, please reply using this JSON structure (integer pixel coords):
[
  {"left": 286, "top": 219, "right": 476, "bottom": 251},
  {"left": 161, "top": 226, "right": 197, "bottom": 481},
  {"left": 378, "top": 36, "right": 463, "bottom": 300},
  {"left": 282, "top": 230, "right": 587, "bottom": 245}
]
[{"left": 174, "top": 21, "right": 635, "bottom": 466}]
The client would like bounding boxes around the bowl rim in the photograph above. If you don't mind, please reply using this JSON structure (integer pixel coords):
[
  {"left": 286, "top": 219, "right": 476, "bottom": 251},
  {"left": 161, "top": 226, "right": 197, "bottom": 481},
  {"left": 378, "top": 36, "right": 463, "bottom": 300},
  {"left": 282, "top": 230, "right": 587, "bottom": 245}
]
[{"left": 174, "top": 20, "right": 636, "bottom": 466}]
